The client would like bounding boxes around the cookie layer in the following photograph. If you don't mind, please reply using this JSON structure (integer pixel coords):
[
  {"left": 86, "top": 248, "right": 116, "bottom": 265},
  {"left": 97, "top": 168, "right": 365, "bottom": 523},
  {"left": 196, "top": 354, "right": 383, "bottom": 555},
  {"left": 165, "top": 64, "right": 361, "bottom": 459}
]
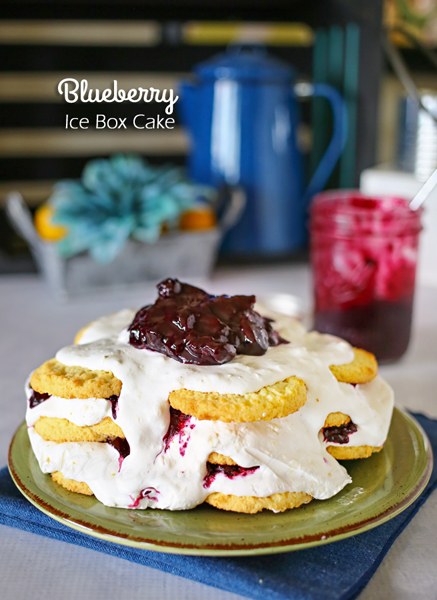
[
  {"left": 51, "top": 471, "right": 93, "bottom": 495},
  {"left": 169, "top": 376, "right": 307, "bottom": 423},
  {"left": 52, "top": 470, "right": 313, "bottom": 512},
  {"left": 169, "top": 348, "right": 376, "bottom": 423},
  {"left": 327, "top": 445, "right": 382, "bottom": 459},
  {"left": 30, "top": 358, "right": 122, "bottom": 399},
  {"left": 209, "top": 414, "right": 352, "bottom": 467},
  {"left": 34, "top": 416, "right": 124, "bottom": 443},
  {"left": 329, "top": 348, "right": 377, "bottom": 384},
  {"left": 206, "top": 491, "right": 312, "bottom": 514}
]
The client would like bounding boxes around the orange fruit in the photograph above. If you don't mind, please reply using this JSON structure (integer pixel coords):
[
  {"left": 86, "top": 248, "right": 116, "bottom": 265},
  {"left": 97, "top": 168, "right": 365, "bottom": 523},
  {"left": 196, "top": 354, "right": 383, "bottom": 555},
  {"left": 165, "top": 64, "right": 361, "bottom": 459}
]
[
  {"left": 180, "top": 207, "right": 217, "bottom": 231},
  {"left": 34, "top": 204, "right": 68, "bottom": 241}
]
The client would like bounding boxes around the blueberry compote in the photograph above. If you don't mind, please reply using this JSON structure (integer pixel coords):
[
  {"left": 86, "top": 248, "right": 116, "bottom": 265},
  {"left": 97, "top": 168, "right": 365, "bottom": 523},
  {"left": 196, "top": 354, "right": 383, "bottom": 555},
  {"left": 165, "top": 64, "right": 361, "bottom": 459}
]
[
  {"left": 28, "top": 388, "right": 51, "bottom": 409},
  {"left": 107, "top": 437, "right": 130, "bottom": 471},
  {"left": 107, "top": 395, "right": 119, "bottom": 420},
  {"left": 162, "top": 407, "right": 195, "bottom": 456},
  {"left": 128, "top": 487, "right": 160, "bottom": 508},
  {"left": 203, "top": 462, "right": 259, "bottom": 488},
  {"left": 323, "top": 421, "right": 358, "bottom": 444},
  {"left": 128, "top": 278, "right": 286, "bottom": 365}
]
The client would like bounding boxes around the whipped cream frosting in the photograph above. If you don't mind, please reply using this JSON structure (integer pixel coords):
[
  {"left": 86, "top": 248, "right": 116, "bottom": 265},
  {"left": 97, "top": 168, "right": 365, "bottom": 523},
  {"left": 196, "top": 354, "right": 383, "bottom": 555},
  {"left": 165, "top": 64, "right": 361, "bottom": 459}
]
[{"left": 26, "top": 307, "right": 394, "bottom": 511}]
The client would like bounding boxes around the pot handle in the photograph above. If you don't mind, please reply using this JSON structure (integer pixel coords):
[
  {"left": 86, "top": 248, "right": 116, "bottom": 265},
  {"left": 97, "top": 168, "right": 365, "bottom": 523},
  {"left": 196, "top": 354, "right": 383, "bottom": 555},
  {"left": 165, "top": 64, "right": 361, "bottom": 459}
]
[
  {"left": 216, "top": 185, "right": 246, "bottom": 233},
  {"left": 294, "top": 82, "right": 348, "bottom": 204}
]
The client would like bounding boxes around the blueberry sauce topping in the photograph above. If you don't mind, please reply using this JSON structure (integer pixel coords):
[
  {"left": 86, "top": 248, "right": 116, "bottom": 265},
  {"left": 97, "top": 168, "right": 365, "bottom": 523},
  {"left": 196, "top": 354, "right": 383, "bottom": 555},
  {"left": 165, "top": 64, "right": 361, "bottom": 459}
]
[
  {"left": 162, "top": 407, "right": 195, "bottom": 456},
  {"left": 323, "top": 421, "right": 358, "bottom": 444},
  {"left": 107, "top": 437, "right": 130, "bottom": 471},
  {"left": 128, "top": 487, "right": 160, "bottom": 508},
  {"left": 107, "top": 395, "right": 119, "bottom": 420},
  {"left": 128, "top": 278, "right": 287, "bottom": 366},
  {"left": 203, "top": 462, "right": 259, "bottom": 488},
  {"left": 28, "top": 388, "right": 51, "bottom": 409}
]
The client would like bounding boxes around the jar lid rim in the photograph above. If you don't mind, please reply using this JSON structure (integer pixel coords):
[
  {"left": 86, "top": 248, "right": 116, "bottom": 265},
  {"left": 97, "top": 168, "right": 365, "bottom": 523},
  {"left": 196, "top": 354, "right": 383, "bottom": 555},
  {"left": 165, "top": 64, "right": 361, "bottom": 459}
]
[{"left": 310, "top": 190, "right": 423, "bottom": 219}]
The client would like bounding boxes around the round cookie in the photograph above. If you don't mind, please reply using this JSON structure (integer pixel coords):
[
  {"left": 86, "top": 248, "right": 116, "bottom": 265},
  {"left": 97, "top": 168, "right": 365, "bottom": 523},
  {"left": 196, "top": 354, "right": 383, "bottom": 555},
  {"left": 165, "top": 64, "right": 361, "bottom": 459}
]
[
  {"left": 206, "top": 491, "right": 312, "bottom": 514},
  {"left": 34, "top": 416, "right": 124, "bottom": 443},
  {"left": 329, "top": 348, "right": 377, "bottom": 384},
  {"left": 51, "top": 471, "right": 93, "bottom": 496},
  {"left": 169, "top": 376, "right": 307, "bottom": 423},
  {"left": 327, "top": 445, "right": 382, "bottom": 460},
  {"left": 324, "top": 412, "right": 350, "bottom": 428},
  {"left": 30, "top": 358, "right": 122, "bottom": 399},
  {"left": 208, "top": 452, "right": 238, "bottom": 466}
]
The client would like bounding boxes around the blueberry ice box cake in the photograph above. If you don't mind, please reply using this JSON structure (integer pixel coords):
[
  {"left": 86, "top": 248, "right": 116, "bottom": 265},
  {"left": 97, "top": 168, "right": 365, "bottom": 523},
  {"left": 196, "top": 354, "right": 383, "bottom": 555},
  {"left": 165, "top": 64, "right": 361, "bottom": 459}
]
[{"left": 24, "top": 279, "right": 394, "bottom": 514}]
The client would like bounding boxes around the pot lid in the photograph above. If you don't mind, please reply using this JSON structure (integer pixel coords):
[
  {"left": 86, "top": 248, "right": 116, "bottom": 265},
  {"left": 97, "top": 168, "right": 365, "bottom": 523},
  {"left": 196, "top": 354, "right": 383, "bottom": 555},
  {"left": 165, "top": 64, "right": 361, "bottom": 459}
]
[{"left": 194, "top": 46, "right": 295, "bottom": 82}]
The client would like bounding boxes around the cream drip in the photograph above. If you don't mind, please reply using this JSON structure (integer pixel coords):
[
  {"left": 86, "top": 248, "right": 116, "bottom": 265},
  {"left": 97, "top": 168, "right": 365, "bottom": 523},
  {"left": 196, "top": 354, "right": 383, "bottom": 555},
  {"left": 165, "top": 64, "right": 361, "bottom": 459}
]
[{"left": 26, "top": 309, "right": 394, "bottom": 511}]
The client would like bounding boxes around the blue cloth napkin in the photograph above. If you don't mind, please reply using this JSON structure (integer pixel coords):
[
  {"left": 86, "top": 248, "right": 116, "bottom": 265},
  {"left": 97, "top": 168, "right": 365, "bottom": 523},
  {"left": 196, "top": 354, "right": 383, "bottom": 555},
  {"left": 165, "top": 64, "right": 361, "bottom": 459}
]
[{"left": 1, "top": 412, "right": 436, "bottom": 600}]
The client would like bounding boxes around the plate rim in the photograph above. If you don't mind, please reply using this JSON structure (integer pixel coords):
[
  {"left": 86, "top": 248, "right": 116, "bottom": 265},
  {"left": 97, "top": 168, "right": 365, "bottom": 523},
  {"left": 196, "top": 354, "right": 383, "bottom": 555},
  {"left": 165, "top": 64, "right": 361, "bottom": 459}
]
[{"left": 8, "top": 407, "right": 433, "bottom": 556}]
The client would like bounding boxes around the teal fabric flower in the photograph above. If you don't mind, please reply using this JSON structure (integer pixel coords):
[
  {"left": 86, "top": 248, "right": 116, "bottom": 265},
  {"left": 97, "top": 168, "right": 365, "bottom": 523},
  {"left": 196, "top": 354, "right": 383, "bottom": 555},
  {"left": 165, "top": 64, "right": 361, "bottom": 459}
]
[{"left": 49, "top": 155, "right": 214, "bottom": 263}]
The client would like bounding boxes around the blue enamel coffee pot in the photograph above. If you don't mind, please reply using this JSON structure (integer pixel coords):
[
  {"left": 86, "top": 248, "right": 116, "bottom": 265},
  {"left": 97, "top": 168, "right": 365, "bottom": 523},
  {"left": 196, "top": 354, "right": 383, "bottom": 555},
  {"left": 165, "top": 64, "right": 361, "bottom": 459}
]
[{"left": 179, "top": 46, "right": 347, "bottom": 256}]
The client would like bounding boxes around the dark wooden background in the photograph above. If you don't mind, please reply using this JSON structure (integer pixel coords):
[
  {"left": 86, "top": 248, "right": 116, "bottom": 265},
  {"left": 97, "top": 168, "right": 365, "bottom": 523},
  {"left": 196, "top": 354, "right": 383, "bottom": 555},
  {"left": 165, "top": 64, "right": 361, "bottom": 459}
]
[{"left": 0, "top": 0, "right": 385, "bottom": 272}]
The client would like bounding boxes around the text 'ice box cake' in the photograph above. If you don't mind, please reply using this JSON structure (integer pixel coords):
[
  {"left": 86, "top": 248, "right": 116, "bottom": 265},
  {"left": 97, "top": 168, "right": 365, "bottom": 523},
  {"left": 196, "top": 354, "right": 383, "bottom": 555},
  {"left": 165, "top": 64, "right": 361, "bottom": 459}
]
[{"left": 26, "top": 279, "right": 393, "bottom": 514}]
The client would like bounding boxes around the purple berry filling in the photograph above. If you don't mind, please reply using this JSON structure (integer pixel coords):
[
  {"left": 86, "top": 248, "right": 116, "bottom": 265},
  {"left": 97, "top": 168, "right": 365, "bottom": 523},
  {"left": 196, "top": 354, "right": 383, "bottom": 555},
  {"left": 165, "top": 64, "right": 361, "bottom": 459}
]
[
  {"left": 323, "top": 421, "right": 358, "bottom": 444},
  {"left": 128, "top": 487, "right": 160, "bottom": 508},
  {"left": 128, "top": 278, "right": 287, "bottom": 366},
  {"left": 203, "top": 462, "right": 259, "bottom": 488},
  {"left": 107, "top": 395, "right": 119, "bottom": 420},
  {"left": 107, "top": 437, "right": 130, "bottom": 471},
  {"left": 28, "top": 388, "right": 51, "bottom": 409},
  {"left": 162, "top": 407, "right": 194, "bottom": 457}
]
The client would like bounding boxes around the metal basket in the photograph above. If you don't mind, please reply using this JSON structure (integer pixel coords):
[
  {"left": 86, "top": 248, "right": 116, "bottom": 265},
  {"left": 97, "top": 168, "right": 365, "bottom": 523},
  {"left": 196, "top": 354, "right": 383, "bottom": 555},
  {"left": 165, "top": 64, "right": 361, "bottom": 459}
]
[{"left": 6, "top": 190, "right": 244, "bottom": 301}]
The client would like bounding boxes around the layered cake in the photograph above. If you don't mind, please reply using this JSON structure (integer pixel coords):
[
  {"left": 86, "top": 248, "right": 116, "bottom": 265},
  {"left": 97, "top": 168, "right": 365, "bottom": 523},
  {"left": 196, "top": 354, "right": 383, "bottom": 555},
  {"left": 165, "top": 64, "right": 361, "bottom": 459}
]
[{"left": 25, "top": 279, "right": 394, "bottom": 513}]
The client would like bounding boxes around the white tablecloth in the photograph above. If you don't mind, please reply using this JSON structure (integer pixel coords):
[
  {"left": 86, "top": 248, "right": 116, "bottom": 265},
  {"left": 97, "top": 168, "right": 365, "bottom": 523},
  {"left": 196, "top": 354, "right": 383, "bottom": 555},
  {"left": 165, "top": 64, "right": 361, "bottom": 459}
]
[{"left": 1, "top": 266, "right": 436, "bottom": 600}]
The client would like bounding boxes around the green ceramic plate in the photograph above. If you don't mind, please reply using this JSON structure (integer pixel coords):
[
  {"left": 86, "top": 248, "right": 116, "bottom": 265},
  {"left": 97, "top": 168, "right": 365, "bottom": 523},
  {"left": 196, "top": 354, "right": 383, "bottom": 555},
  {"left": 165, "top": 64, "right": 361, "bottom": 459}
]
[{"left": 8, "top": 408, "right": 433, "bottom": 556}]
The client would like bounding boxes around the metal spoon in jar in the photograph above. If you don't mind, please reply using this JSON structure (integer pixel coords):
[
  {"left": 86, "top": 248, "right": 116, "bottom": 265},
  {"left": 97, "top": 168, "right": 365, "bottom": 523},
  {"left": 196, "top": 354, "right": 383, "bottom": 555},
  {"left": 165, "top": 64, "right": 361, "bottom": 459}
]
[
  {"left": 410, "top": 167, "right": 437, "bottom": 211},
  {"left": 383, "top": 29, "right": 437, "bottom": 212}
]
